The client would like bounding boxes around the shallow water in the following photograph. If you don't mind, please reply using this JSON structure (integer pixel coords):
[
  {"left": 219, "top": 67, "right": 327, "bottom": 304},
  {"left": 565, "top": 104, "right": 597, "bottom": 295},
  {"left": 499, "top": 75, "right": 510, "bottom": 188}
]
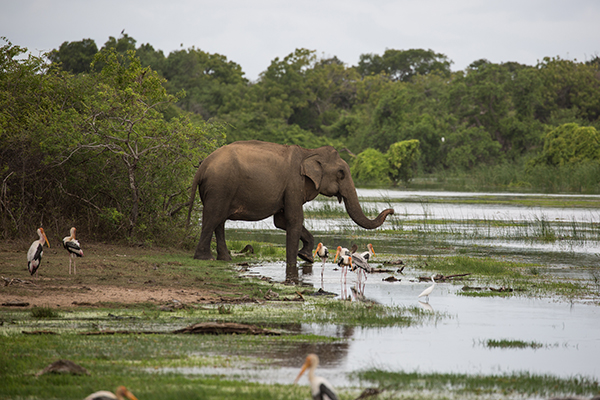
[{"left": 240, "top": 262, "right": 600, "bottom": 383}]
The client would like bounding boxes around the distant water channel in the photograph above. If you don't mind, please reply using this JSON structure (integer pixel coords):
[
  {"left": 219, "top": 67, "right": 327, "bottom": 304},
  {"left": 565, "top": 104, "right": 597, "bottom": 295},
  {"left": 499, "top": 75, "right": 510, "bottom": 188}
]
[{"left": 202, "top": 190, "right": 600, "bottom": 385}]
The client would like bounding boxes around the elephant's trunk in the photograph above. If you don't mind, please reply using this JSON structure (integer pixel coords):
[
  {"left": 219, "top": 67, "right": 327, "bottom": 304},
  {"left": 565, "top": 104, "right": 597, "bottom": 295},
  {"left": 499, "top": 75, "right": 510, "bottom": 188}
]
[{"left": 342, "top": 188, "right": 394, "bottom": 229}]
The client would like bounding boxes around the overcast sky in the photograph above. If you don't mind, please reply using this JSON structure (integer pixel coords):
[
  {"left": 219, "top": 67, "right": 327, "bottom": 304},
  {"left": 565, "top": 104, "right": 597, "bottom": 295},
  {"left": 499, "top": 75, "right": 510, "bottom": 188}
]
[{"left": 2, "top": 0, "right": 599, "bottom": 81}]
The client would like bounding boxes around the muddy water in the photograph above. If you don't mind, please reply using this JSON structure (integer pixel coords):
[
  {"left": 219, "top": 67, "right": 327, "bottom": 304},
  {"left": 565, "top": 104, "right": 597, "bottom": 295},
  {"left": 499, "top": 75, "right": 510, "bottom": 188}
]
[{"left": 199, "top": 190, "right": 600, "bottom": 385}]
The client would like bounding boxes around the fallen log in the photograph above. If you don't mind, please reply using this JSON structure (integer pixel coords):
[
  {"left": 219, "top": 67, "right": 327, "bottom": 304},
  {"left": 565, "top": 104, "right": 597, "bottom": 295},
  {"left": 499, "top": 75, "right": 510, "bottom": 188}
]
[
  {"left": 35, "top": 360, "right": 89, "bottom": 377},
  {"left": 173, "top": 322, "right": 280, "bottom": 336},
  {"left": 418, "top": 273, "right": 471, "bottom": 282}
]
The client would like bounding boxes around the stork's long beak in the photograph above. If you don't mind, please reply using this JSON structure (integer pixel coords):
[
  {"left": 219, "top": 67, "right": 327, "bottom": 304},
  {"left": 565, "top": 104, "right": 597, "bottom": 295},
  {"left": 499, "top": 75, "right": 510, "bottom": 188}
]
[
  {"left": 123, "top": 388, "right": 138, "bottom": 400},
  {"left": 334, "top": 246, "right": 341, "bottom": 262},
  {"left": 313, "top": 243, "right": 321, "bottom": 257},
  {"left": 40, "top": 228, "right": 50, "bottom": 248},
  {"left": 294, "top": 360, "right": 309, "bottom": 384}
]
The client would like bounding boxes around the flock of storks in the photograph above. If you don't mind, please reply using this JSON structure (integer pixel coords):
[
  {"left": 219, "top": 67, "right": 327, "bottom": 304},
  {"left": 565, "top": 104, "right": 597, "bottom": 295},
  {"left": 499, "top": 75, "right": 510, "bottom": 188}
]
[{"left": 314, "top": 242, "right": 437, "bottom": 301}]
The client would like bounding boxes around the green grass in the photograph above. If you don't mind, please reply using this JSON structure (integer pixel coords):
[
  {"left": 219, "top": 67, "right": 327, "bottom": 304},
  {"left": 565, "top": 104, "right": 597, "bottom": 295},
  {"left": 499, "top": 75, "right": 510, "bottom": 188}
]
[
  {"left": 0, "top": 327, "right": 348, "bottom": 400},
  {"left": 355, "top": 369, "right": 600, "bottom": 399},
  {"left": 31, "top": 306, "right": 60, "bottom": 319}
]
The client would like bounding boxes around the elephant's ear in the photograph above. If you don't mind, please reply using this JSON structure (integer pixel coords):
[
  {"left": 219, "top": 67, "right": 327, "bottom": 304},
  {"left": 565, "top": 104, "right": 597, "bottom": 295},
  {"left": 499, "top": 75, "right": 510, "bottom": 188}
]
[{"left": 301, "top": 154, "right": 323, "bottom": 190}]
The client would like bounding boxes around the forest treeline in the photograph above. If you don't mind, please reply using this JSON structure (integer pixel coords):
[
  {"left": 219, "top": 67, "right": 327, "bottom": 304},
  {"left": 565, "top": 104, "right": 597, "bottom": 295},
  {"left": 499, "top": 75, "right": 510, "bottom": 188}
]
[{"left": 2, "top": 33, "right": 600, "bottom": 242}]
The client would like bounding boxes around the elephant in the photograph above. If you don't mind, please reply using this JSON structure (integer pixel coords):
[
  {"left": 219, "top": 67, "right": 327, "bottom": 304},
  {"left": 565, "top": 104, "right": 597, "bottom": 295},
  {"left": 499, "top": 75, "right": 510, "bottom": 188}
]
[{"left": 187, "top": 140, "right": 394, "bottom": 279}]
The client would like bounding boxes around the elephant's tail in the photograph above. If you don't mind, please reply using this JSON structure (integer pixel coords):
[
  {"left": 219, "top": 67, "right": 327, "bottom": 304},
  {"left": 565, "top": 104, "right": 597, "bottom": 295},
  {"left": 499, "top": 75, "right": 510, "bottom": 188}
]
[{"left": 186, "top": 160, "right": 203, "bottom": 227}]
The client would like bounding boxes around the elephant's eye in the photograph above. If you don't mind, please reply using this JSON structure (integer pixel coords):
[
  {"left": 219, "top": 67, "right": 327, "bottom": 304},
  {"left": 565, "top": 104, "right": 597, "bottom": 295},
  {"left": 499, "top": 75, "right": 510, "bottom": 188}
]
[{"left": 337, "top": 169, "right": 345, "bottom": 180}]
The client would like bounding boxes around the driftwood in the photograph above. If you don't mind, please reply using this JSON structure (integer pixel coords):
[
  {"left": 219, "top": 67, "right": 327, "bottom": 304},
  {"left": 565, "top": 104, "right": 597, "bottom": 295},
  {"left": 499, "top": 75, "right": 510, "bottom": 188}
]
[
  {"left": 173, "top": 322, "right": 280, "bottom": 335},
  {"left": 2, "top": 276, "right": 34, "bottom": 287},
  {"left": 370, "top": 268, "right": 396, "bottom": 274},
  {"left": 382, "top": 276, "right": 400, "bottom": 282},
  {"left": 418, "top": 273, "right": 471, "bottom": 282},
  {"left": 382, "top": 259, "right": 404, "bottom": 266},
  {"left": 35, "top": 360, "right": 90, "bottom": 377},
  {"left": 462, "top": 285, "right": 514, "bottom": 293},
  {"left": 79, "top": 330, "right": 163, "bottom": 335},
  {"left": 354, "top": 388, "right": 384, "bottom": 400},
  {"left": 2, "top": 301, "right": 30, "bottom": 307}
]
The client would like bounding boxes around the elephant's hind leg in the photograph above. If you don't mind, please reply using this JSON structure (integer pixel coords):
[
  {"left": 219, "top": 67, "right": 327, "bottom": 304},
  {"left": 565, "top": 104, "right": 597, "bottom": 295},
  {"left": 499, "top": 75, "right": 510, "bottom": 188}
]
[
  {"left": 215, "top": 222, "right": 231, "bottom": 261},
  {"left": 273, "top": 212, "right": 314, "bottom": 263},
  {"left": 194, "top": 208, "right": 222, "bottom": 260}
]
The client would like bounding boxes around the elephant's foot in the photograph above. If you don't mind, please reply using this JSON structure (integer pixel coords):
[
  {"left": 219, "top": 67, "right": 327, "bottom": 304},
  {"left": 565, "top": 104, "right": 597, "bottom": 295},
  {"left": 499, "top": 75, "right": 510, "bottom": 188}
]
[
  {"left": 217, "top": 253, "right": 232, "bottom": 261},
  {"left": 193, "top": 253, "right": 214, "bottom": 260},
  {"left": 297, "top": 250, "right": 314, "bottom": 263}
]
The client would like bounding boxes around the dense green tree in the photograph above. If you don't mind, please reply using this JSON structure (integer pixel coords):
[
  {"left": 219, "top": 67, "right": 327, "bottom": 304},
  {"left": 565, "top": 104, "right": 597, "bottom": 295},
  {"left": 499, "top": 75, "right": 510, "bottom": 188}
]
[
  {"left": 357, "top": 48, "right": 452, "bottom": 82},
  {"left": 163, "top": 47, "right": 246, "bottom": 118},
  {"left": 531, "top": 123, "right": 600, "bottom": 167},
  {"left": 1, "top": 38, "right": 223, "bottom": 240},
  {"left": 76, "top": 49, "right": 224, "bottom": 237},
  {"left": 537, "top": 57, "right": 600, "bottom": 127},
  {"left": 102, "top": 32, "right": 137, "bottom": 53},
  {"left": 47, "top": 38, "right": 98, "bottom": 73},
  {"left": 443, "top": 125, "right": 501, "bottom": 170},
  {"left": 351, "top": 148, "right": 391, "bottom": 185},
  {"left": 136, "top": 43, "right": 168, "bottom": 76},
  {"left": 386, "top": 139, "right": 421, "bottom": 183}
]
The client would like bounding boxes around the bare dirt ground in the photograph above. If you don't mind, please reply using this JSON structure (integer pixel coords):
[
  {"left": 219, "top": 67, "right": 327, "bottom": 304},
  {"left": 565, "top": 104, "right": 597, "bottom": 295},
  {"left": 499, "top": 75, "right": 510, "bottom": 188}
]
[{"left": 0, "top": 240, "right": 224, "bottom": 308}]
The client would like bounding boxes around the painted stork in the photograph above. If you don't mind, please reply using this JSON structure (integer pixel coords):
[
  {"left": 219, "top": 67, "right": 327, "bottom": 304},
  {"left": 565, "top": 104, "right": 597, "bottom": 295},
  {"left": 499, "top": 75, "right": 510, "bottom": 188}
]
[
  {"left": 27, "top": 227, "right": 49, "bottom": 278},
  {"left": 361, "top": 243, "right": 375, "bottom": 261},
  {"left": 418, "top": 274, "right": 437, "bottom": 302},
  {"left": 84, "top": 386, "right": 138, "bottom": 400},
  {"left": 294, "top": 353, "right": 339, "bottom": 400},
  {"left": 314, "top": 242, "right": 329, "bottom": 280},
  {"left": 63, "top": 227, "right": 83, "bottom": 274},
  {"left": 334, "top": 246, "right": 352, "bottom": 282},
  {"left": 350, "top": 244, "right": 373, "bottom": 281}
]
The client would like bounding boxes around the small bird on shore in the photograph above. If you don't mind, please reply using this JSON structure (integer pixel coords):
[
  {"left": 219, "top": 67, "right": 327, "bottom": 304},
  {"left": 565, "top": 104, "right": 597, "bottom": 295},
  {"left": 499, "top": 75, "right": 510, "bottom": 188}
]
[
  {"left": 27, "top": 227, "right": 49, "bottom": 278},
  {"left": 63, "top": 227, "right": 83, "bottom": 274},
  {"left": 418, "top": 274, "right": 437, "bottom": 302},
  {"left": 84, "top": 386, "right": 138, "bottom": 400},
  {"left": 294, "top": 353, "right": 339, "bottom": 400}
]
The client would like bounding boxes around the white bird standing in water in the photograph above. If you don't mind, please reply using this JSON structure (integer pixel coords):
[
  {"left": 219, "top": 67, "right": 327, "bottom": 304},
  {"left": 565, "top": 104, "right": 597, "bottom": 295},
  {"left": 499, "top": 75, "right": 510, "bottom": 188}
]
[
  {"left": 314, "top": 242, "right": 329, "bottom": 280},
  {"left": 63, "top": 227, "right": 83, "bottom": 274},
  {"left": 294, "top": 353, "right": 339, "bottom": 400},
  {"left": 27, "top": 227, "right": 49, "bottom": 278},
  {"left": 418, "top": 274, "right": 437, "bottom": 302},
  {"left": 84, "top": 386, "right": 138, "bottom": 400},
  {"left": 334, "top": 246, "right": 352, "bottom": 282}
]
